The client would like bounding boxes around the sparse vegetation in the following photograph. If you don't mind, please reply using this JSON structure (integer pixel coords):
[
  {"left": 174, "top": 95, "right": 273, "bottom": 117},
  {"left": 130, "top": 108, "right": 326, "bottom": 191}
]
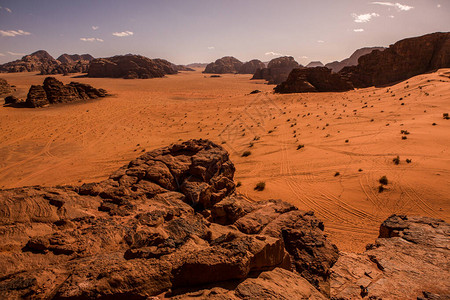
[
  {"left": 443, "top": 113, "right": 449, "bottom": 120},
  {"left": 254, "top": 181, "right": 265, "bottom": 191},
  {"left": 400, "top": 130, "right": 410, "bottom": 135},
  {"left": 334, "top": 172, "right": 340, "bottom": 177},
  {"left": 406, "top": 159, "right": 412, "bottom": 163},
  {"left": 242, "top": 151, "right": 251, "bottom": 157},
  {"left": 402, "top": 136, "right": 407, "bottom": 140},
  {"left": 378, "top": 185, "right": 385, "bottom": 193},
  {"left": 297, "top": 144, "right": 305, "bottom": 150},
  {"left": 379, "top": 176, "right": 388, "bottom": 185},
  {"left": 393, "top": 156, "right": 400, "bottom": 165}
]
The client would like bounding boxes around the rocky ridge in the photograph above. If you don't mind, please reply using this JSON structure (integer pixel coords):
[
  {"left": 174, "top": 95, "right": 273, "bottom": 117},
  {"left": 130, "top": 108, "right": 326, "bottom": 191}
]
[
  {"left": 25, "top": 77, "right": 107, "bottom": 107},
  {"left": 87, "top": 55, "right": 178, "bottom": 79},
  {"left": 324, "top": 47, "right": 385, "bottom": 73},
  {"left": 203, "top": 56, "right": 244, "bottom": 74},
  {"left": 252, "top": 56, "right": 301, "bottom": 84},
  {"left": 0, "top": 78, "right": 12, "bottom": 95},
  {"left": 238, "top": 59, "right": 266, "bottom": 74},
  {"left": 0, "top": 139, "right": 448, "bottom": 299}
]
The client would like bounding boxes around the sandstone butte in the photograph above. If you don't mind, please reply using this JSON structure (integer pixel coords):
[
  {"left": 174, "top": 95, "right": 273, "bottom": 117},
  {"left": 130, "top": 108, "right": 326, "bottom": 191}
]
[{"left": 0, "top": 139, "right": 448, "bottom": 299}]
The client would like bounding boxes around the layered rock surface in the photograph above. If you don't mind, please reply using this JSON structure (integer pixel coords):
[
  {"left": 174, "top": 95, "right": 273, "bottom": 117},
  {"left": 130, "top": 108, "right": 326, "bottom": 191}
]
[
  {"left": 87, "top": 55, "right": 178, "bottom": 79},
  {"left": 252, "top": 56, "right": 301, "bottom": 84},
  {"left": 25, "top": 77, "right": 107, "bottom": 107},
  {"left": 330, "top": 215, "right": 450, "bottom": 299},
  {"left": 339, "top": 32, "right": 450, "bottom": 87},
  {"left": 0, "top": 139, "right": 337, "bottom": 299},
  {"left": 274, "top": 67, "right": 354, "bottom": 93},
  {"left": 0, "top": 78, "right": 11, "bottom": 95},
  {"left": 238, "top": 59, "right": 266, "bottom": 74},
  {"left": 203, "top": 57, "right": 243, "bottom": 74},
  {"left": 324, "top": 47, "right": 385, "bottom": 73}
]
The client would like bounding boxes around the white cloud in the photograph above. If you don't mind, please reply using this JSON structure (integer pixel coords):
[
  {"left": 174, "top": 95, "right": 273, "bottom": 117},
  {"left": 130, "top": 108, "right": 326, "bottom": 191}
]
[
  {"left": 354, "top": 28, "right": 365, "bottom": 32},
  {"left": 207, "top": 46, "right": 215, "bottom": 50},
  {"left": 112, "top": 31, "right": 133, "bottom": 37},
  {"left": 317, "top": 40, "right": 325, "bottom": 43},
  {"left": 352, "top": 13, "right": 380, "bottom": 23},
  {"left": 371, "top": 2, "right": 414, "bottom": 11},
  {"left": 265, "top": 51, "right": 283, "bottom": 56},
  {"left": 92, "top": 26, "right": 99, "bottom": 30},
  {"left": 437, "top": 4, "right": 441, "bottom": 8},
  {"left": 80, "top": 37, "right": 104, "bottom": 42},
  {"left": 0, "top": 29, "right": 31, "bottom": 37},
  {"left": 7, "top": 51, "right": 25, "bottom": 56},
  {"left": 389, "top": 15, "right": 395, "bottom": 18},
  {"left": 300, "top": 56, "right": 308, "bottom": 59},
  {"left": 0, "top": 53, "right": 4, "bottom": 56},
  {"left": 5, "top": 7, "right": 11, "bottom": 13}
]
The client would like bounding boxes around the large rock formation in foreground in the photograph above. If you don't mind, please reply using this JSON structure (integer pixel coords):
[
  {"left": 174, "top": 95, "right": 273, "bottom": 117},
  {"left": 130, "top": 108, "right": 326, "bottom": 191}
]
[
  {"left": 25, "top": 77, "right": 107, "bottom": 107},
  {"left": 39, "top": 53, "right": 95, "bottom": 75},
  {"left": 252, "top": 56, "right": 301, "bottom": 84},
  {"left": 0, "top": 139, "right": 339, "bottom": 299},
  {"left": 274, "top": 67, "right": 353, "bottom": 93},
  {"left": 340, "top": 32, "right": 450, "bottom": 87},
  {"left": 203, "top": 56, "right": 243, "bottom": 74},
  {"left": 331, "top": 215, "right": 450, "bottom": 299},
  {"left": 87, "top": 55, "right": 178, "bottom": 79},
  {"left": 325, "top": 47, "right": 385, "bottom": 73},
  {"left": 1, "top": 139, "right": 448, "bottom": 299},
  {"left": 238, "top": 59, "right": 266, "bottom": 74}
]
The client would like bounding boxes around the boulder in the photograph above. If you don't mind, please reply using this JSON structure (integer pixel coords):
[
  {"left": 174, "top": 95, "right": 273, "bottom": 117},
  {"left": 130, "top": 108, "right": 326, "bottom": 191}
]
[
  {"left": 339, "top": 32, "right": 450, "bottom": 87},
  {"left": 274, "top": 67, "right": 354, "bottom": 93},
  {"left": 87, "top": 55, "right": 178, "bottom": 79},
  {"left": 238, "top": 59, "right": 266, "bottom": 74},
  {"left": 4, "top": 95, "right": 23, "bottom": 105},
  {"left": 0, "top": 78, "right": 12, "bottom": 95},
  {"left": 25, "top": 77, "right": 107, "bottom": 107},
  {"left": 203, "top": 57, "right": 243, "bottom": 74},
  {"left": 330, "top": 214, "right": 450, "bottom": 299},
  {"left": 252, "top": 56, "right": 300, "bottom": 84}
]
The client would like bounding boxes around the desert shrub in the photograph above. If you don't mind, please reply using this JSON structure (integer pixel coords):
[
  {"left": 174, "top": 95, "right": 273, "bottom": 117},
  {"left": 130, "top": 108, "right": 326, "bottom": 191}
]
[
  {"left": 393, "top": 156, "right": 400, "bottom": 165},
  {"left": 400, "top": 130, "right": 410, "bottom": 135},
  {"left": 406, "top": 159, "right": 412, "bottom": 163},
  {"left": 379, "top": 176, "right": 388, "bottom": 185},
  {"left": 358, "top": 169, "right": 363, "bottom": 172},
  {"left": 242, "top": 151, "right": 251, "bottom": 157},
  {"left": 443, "top": 113, "right": 449, "bottom": 120},
  {"left": 254, "top": 181, "right": 265, "bottom": 191},
  {"left": 297, "top": 144, "right": 305, "bottom": 150},
  {"left": 378, "top": 185, "right": 385, "bottom": 193},
  {"left": 402, "top": 136, "right": 407, "bottom": 140},
  {"left": 345, "top": 139, "right": 349, "bottom": 143},
  {"left": 432, "top": 123, "right": 437, "bottom": 126},
  {"left": 236, "top": 181, "right": 242, "bottom": 187},
  {"left": 334, "top": 172, "right": 340, "bottom": 177}
]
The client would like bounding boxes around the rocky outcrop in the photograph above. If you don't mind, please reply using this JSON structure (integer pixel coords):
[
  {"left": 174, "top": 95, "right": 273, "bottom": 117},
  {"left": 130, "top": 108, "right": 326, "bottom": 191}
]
[
  {"left": 87, "top": 55, "right": 178, "bottom": 79},
  {"left": 4, "top": 95, "right": 23, "bottom": 106},
  {"left": 25, "top": 77, "right": 107, "bottom": 107},
  {"left": 57, "top": 54, "right": 94, "bottom": 64},
  {"left": 39, "top": 53, "right": 95, "bottom": 75},
  {"left": 0, "top": 78, "right": 11, "bottom": 95},
  {"left": 0, "top": 50, "right": 59, "bottom": 73},
  {"left": 203, "top": 57, "right": 243, "bottom": 74},
  {"left": 325, "top": 47, "right": 385, "bottom": 72},
  {"left": 172, "top": 64, "right": 195, "bottom": 72},
  {"left": 0, "top": 139, "right": 338, "bottom": 299},
  {"left": 274, "top": 67, "right": 354, "bottom": 93},
  {"left": 252, "top": 56, "right": 301, "bottom": 84},
  {"left": 306, "top": 61, "right": 324, "bottom": 68},
  {"left": 331, "top": 214, "right": 450, "bottom": 299},
  {"left": 339, "top": 32, "right": 450, "bottom": 87},
  {"left": 238, "top": 59, "right": 266, "bottom": 74}
]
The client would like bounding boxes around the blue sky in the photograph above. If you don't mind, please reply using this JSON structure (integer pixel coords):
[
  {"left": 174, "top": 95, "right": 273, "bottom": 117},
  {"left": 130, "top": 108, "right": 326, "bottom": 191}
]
[{"left": 0, "top": 0, "right": 448, "bottom": 65}]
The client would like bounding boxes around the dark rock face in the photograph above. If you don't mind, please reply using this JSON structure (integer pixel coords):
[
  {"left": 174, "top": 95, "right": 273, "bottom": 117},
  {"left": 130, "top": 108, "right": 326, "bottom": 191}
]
[
  {"left": 0, "top": 78, "right": 11, "bottom": 95},
  {"left": 203, "top": 56, "right": 243, "bottom": 74},
  {"left": 331, "top": 214, "right": 450, "bottom": 299},
  {"left": 40, "top": 53, "right": 95, "bottom": 75},
  {"left": 306, "top": 61, "right": 324, "bottom": 68},
  {"left": 57, "top": 53, "right": 94, "bottom": 64},
  {"left": 274, "top": 67, "right": 354, "bottom": 93},
  {"left": 4, "top": 95, "right": 23, "bottom": 105},
  {"left": 252, "top": 56, "right": 300, "bottom": 84},
  {"left": 25, "top": 77, "right": 107, "bottom": 107},
  {"left": 0, "top": 50, "right": 59, "bottom": 73},
  {"left": 0, "top": 139, "right": 338, "bottom": 299},
  {"left": 325, "top": 47, "right": 385, "bottom": 73},
  {"left": 339, "top": 32, "right": 450, "bottom": 87},
  {"left": 87, "top": 55, "right": 178, "bottom": 79},
  {"left": 238, "top": 59, "right": 266, "bottom": 74}
]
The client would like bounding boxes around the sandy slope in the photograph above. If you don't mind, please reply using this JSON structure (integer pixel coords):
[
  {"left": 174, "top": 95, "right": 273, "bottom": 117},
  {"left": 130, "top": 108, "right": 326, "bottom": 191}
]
[{"left": 0, "top": 69, "right": 449, "bottom": 252}]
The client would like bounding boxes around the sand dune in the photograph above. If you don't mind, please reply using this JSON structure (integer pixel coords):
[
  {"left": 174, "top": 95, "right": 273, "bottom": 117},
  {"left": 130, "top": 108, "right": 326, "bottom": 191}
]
[{"left": 1, "top": 69, "right": 449, "bottom": 252}]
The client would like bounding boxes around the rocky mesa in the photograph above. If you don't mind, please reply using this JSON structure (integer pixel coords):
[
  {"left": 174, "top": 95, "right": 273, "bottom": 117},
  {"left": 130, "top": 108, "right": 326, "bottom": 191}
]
[
  {"left": 252, "top": 56, "right": 301, "bottom": 84},
  {"left": 324, "top": 47, "right": 385, "bottom": 73},
  {"left": 203, "top": 56, "right": 244, "bottom": 74},
  {"left": 0, "top": 139, "right": 448, "bottom": 299},
  {"left": 87, "top": 55, "right": 178, "bottom": 79}
]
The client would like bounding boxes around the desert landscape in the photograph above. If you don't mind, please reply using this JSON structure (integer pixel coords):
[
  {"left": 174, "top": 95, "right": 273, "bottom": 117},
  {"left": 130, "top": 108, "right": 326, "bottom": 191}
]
[{"left": 1, "top": 1, "right": 449, "bottom": 299}]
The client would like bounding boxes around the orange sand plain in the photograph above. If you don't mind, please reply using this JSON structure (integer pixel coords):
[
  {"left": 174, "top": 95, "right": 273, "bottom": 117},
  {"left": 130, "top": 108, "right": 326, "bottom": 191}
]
[{"left": 1, "top": 69, "right": 449, "bottom": 252}]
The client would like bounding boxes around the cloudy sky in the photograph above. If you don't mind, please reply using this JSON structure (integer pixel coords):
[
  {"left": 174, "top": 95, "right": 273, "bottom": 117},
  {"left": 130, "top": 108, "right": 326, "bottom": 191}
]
[{"left": 0, "top": 0, "right": 448, "bottom": 65}]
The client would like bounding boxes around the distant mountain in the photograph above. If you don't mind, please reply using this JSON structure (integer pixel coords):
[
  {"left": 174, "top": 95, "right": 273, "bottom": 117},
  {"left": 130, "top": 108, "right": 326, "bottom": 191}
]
[
  {"left": 186, "top": 63, "right": 209, "bottom": 69},
  {"left": 0, "top": 50, "right": 59, "bottom": 73},
  {"left": 238, "top": 59, "right": 266, "bottom": 74},
  {"left": 88, "top": 55, "right": 178, "bottom": 79},
  {"left": 305, "top": 61, "right": 324, "bottom": 68},
  {"left": 57, "top": 54, "right": 94, "bottom": 64},
  {"left": 325, "top": 47, "right": 385, "bottom": 73},
  {"left": 252, "top": 56, "right": 301, "bottom": 84},
  {"left": 203, "top": 56, "right": 243, "bottom": 74}
]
